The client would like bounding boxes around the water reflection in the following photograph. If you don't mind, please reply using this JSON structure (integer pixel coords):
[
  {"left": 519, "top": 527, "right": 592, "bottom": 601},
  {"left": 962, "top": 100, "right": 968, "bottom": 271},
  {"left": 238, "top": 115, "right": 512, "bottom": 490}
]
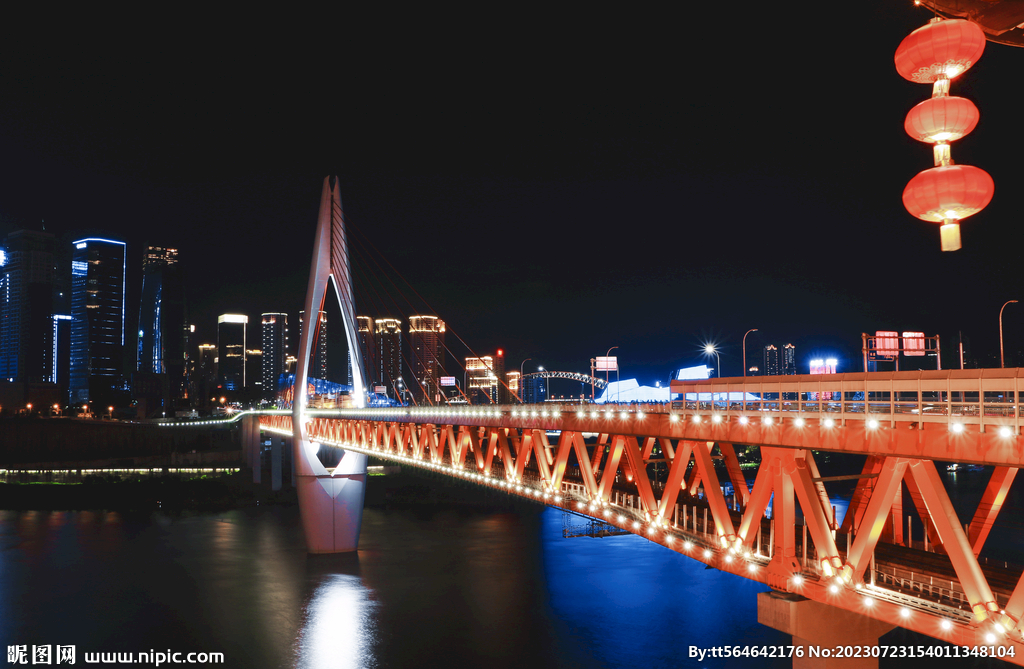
[{"left": 296, "top": 572, "right": 376, "bottom": 669}]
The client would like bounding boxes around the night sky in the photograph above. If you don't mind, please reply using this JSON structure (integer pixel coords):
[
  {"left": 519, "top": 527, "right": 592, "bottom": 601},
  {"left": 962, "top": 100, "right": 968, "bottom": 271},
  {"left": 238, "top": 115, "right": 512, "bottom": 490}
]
[{"left": 2, "top": 2, "right": 1022, "bottom": 388}]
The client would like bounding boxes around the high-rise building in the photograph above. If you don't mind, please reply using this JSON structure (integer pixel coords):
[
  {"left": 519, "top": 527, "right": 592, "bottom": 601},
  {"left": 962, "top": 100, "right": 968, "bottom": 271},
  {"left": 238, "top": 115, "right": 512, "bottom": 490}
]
[
  {"left": 245, "top": 348, "right": 262, "bottom": 392},
  {"left": 763, "top": 344, "right": 780, "bottom": 377},
  {"left": 375, "top": 318, "right": 402, "bottom": 398},
  {"left": 409, "top": 315, "right": 445, "bottom": 402},
  {"left": 466, "top": 356, "right": 497, "bottom": 404},
  {"left": 782, "top": 343, "right": 797, "bottom": 375},
  {"left": 493, "top": 349, "right": 507, "bottom": 404},
  {"left": 299, "top": 310, "right": 327, "bottom": 380},
  {"left": 506, "top": 371, "right": 521, "bottom": 402},
  {"left": 357, "top": 316, "right": 376, "bottom": 389},
  {"left": 261, "top": 313, "right": 288, "bottom": 402},
  {"left": 70, "top": 237, "right": 127, "bottom": 404},
  {"left": 135, "top": 246, "right": 187, "bottom": 411},
  {"left": 197, "top": 344, "right": 217, "bottom": 385},
  {"left": 0, "top": 230, "right": 58, "bottom": 384},
  {"left": 217, "top": 314, "right": 247, "bottom": 391}
]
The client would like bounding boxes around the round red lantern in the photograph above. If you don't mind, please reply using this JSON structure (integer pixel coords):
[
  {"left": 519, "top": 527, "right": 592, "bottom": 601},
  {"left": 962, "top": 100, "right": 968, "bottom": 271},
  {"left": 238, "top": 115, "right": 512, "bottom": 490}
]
[
  {"left": 895, "top": 19, "right": 986, "bottom": 84},
  {"left": 904, "top": 96, "right": 979, "bottom": 143},
  {"left": 902, "top": 165, "right": 994, "bottom": 251}
]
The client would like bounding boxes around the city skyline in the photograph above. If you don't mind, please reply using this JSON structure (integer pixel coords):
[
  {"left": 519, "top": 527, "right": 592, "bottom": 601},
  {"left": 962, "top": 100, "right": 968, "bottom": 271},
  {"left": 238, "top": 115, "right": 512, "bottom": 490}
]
[{"left": 1, "top": 2, "right": 1022, "bottom": 388}]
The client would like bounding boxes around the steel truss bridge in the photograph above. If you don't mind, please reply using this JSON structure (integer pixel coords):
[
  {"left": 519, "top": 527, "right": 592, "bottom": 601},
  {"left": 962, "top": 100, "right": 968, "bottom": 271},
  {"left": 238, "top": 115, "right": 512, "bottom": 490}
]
[{"left": 193, "top": 367, "right": 1024, "bottom": 661}]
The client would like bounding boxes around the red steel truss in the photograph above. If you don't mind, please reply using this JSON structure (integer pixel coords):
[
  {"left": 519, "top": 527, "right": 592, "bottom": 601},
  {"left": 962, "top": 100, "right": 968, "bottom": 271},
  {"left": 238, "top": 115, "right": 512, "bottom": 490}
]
[{"left": 256, "top": 395, "right": 1024, "bottom": 660}]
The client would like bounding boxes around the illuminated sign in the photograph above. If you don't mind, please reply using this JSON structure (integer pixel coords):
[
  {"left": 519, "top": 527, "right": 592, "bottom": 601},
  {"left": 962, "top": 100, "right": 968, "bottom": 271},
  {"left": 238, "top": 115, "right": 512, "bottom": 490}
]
[
  {"left": 218, "top": 314, "right": 248, "bottom": 324},
  {"left": 374, "top": 386, "right": 387, "bottom": 394},
  {"left": 76, "top": 243, "right": 87, "bottom": 249},
  {"left": 595, "top": 356, "right": 617, "bottom": 371},
  {"left": 875, "top": 331, "right": 899, "bottom": 359},
  {"left": 903, "top": 331, "right": 926, "bottom": 356},
  {"left": 809, "top": 359, "right": 837, "bottom": 375},
  {"left": 439, "top": 376, "right": 456, "bottom": 387}
]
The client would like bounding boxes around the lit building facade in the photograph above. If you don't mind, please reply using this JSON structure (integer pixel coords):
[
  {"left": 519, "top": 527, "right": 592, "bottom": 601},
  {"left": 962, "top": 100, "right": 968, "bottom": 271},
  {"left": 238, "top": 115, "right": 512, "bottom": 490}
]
[
  {"left": 357, "top": 316, "right": 376, "bottom": 389},
  {"left": 70, "top": 237, "right": 127, "bottom": 404},
  {"left": 506, "top": 371, "right": 521, "bottom": 402},
  {"left": 783, "top": 343, "right": 797, "bottom": 375},
  {"left": 374, "top": 318, "right": 402, "bottom": 399},
  {"left": 763, "top": 344, "right": 780, "bottom": 377},
  {"left": 0, "top": 230, "right": 58, "bottom": 384},
  {"left": 409, "top": 315, "right": 445, "bottom": 402},
  {"left": 466, "top": 356, "right": 497, "bottom": 404},
  {"left": 299, "top": 310, "right": 328, "bottom": 380},
  {"left": 261, "top": 313, "right": 288, "bottom": 402},
  {"left": 217, "top": 314, "right": 247, "bottom": 391},
  {"left": 135, "top": 246, "right": 187, "bottom": 410}
]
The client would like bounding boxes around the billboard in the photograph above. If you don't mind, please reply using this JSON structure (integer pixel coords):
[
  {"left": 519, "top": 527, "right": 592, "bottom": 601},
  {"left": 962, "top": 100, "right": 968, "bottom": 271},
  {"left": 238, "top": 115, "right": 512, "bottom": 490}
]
[
  {"left": 875, "top": 331, "right": 899, "bottom": 359},
  {"left": 809, "top": 359, "right": 837, "bottom": 375},
  {"left": 903, "top": 331, "right": 926, "bottom": 356},
  {"left": 595, "top": 356, "right": 618, "bottom": 371},
  {"left": 374, "top": 386, "right": 387, "bottom": 394},
  {"left": 439, "top": 376, "right": 456, "bottom": 387}
]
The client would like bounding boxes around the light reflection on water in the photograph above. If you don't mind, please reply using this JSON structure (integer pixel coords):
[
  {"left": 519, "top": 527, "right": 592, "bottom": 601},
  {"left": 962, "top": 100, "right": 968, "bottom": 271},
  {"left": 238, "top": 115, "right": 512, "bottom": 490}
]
[{"left": 296, "top": 574, "right": 376, "bottom": 669}]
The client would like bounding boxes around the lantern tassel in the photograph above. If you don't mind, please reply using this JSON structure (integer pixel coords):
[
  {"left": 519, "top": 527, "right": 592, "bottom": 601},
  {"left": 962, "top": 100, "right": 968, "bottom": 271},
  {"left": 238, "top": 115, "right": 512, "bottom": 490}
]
[{"left": 940, "top": 222, "right": 961, "bottom": 252}]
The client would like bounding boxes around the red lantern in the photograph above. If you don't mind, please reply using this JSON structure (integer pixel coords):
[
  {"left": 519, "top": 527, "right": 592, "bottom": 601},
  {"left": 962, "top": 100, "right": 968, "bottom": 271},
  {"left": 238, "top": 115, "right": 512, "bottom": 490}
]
[
  {"left": 895, "top": 19, "right": 986, "bottom": 84},
  {"left": 904, "top": 96, "right": 979, "bottom": 143},
  {"left": 902, "top": 165, "right": 994, "bottom": 251}
]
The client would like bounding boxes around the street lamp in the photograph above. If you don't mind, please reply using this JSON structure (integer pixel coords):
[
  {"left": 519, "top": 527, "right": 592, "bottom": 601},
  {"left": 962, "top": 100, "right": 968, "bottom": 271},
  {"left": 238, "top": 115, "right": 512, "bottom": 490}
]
[
  {"left": 704, "top": 344, "right": 721, "bottom": 378},
  {"left": 1001, "top": 300, "right": 1018, "bottom": 368},
  {"left": 538, "top": 366, "right": 549, "bottom": 403},
  {"left": 742, "top": 329, "right": 758, "bottom": 377}
]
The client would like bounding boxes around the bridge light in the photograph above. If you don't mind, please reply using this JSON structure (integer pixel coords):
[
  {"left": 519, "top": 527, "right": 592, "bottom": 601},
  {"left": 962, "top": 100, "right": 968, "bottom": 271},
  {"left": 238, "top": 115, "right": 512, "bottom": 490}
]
[
  {"left": 633, "top": 521, "right": 641, "bottom": 529},
  {"left": 670, "top": 414, "right": 679, "bottom": 423},
  {"left": 590, "top": 411, "right": 598, "bottom": 419},
  {"left": 541, "top": 411, "right": 548, "bottom": 418},
  {"left": 712, "top": 414, "right": 722, "bottom": 424},
  {"left": 763, "top": 417, "right": 773, "bottom": 426},
  {"left": 618, "top": 515, "right": 625, "bottom": 523},
  {"left": 999, "top": 426, "right": 1014, "bottom": 438},
  {"left": 794, "top": 417, "right": 805, "bottom": 427},
  {"left": 863, "top": 597, "right": 873, "bottom": 607},
  {"left": 636, "top": 412, "right": 644, "bottom": 420},
  {"left": 867, "top": 419, "right": 879, "bottom": 430},
  {"left": 791, "top": 575, "right": 803, "bottom": 585},
  {"left": 665, "top": 535, "right": 673, "bottom": 543},
  {"left": 703, "top": 549, "right": 712, "bottom": 559},
  {"left": 900, "top": 608, "right": 911, "bottom": 619},
  {"left": 738, "top": 416, "right": 748, "bottom": 425},
  {"left": 951, "top": 423, "right": 964, "bottom": 433},
  {"left": 554, "top": 495, "right": 562, "bottom": 502},
  {"left": 824, "top": 418, "right": 835, "bottom": 428},
  {"left": 940, "top": 620, "right": 952, "bottom": 631},
  {"left": 577, "top": 502, "right": 584, "bottom": 509},
  {"left": 829, "top": 584, "right": 839, "bottom": 594},
  {"left": 692, "top": 416, "right": 702, "bottom": 424},
  {"left": 620, "top": 411, "right": 629, "bottom": 420},
  {"left": 747, "top": 563, "right": 756, "bottom": 573},
  {"left": 683, "top": 541, "right": 693, "bottom": 550},
  {"left": 984, "top": 632, "right": 997, "bottom": 644},
  {"left": 576, "top": 410, "right": 585, "bottom": 418}
]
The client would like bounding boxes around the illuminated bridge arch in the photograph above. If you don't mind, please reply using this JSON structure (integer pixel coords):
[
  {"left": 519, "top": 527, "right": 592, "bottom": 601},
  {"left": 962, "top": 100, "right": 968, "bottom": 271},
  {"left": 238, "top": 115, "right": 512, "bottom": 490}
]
[{"left": 521, "top": 371, "right": 608, "bottom": 389}]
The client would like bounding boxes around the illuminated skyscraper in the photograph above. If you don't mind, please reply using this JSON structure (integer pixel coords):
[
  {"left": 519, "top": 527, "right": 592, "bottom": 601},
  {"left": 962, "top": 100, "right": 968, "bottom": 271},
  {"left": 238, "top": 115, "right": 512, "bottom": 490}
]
[
  {"left": 409, "top": 315, "right": 445, "bottom": 402},
  {"left": 70, "top": 237, "right": 127, "bottom": 404},
  {"left": 374, "top": 318, "right": 402, "bottom": 398},
  {"left": 782, "top": 343, "right": 797, "bottom": 375},
  {"left": 135, "top": 247, "right": 187, "bottom": 407},
  {"left": 261, "top": 313, "right": 288, "bottom": 401},
  {"left": 493, "top": 349, "right": 507, "bottom": 404},
  {"left": 298, "top": 310, "right": 327, "bottom": 380},
  {"left": 217, "top": 314, "right": 247, "bottom": 391},
  {"left": 466, "top": 356, "right": 497, "bottom": 404},
  {"left": 506, "top": 371, "right": 521, "bottom": 402},
  {"left": 0, "top": 230, "right": 58, "bottom": 384},
  {"left": 763, "top": 344, "right": 780, "bottom": 377},
  {"left": 357, "top": 316, "right": 376, "bottom": 388}
]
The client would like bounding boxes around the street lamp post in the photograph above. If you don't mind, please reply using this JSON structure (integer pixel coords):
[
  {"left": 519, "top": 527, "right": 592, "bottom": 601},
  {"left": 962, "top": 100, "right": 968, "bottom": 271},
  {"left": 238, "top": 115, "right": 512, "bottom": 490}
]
[
  {"left": 704, "top": 345, "right": 721, "bottom": 378},
  {"left": 742, "top": 329, "right": 758, "bottom": 377},
  {"left": 1000, "top": 300, "right": 1018, "bottom": 368},
  {"left": 604, "top": 346, "right": 618, "bottom": 402}
]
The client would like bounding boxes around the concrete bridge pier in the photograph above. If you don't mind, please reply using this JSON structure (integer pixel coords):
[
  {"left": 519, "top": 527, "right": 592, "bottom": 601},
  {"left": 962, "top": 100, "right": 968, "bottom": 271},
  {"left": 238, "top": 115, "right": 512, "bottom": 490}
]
[
  {"left": 758, "top": 591, "right": 895, "bottom": 669},
  {"left": 270, "top": 435, "right": 283, "bottom": 491},
  {"left": 294, "top": 439, "right": 367, "bottom": 553},
  {"left": 242, "top": 414, "right": 261, "bottom": 483}
]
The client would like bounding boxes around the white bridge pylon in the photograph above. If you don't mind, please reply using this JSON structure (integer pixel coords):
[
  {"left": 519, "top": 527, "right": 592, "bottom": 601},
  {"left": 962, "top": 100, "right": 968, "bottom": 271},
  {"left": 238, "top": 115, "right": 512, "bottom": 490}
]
[{"left": 292, "top": 176, "right": 369, "bottom": 553}]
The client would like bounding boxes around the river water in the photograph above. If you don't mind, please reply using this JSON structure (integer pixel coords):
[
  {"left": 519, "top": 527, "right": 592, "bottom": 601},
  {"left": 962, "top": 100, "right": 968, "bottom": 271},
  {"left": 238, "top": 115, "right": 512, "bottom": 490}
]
[{"left": 0, "top": 470, "right": 1017, "bottom": 668}]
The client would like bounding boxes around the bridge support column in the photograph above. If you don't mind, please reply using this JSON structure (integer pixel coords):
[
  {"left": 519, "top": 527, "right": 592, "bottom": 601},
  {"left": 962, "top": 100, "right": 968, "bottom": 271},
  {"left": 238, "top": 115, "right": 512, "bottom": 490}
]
[
  {"left": 758, "top": 592, "right": 894, "bottom": 669},
  {"left": 295, "top": 443, "right": 367, "bottom": 553},
  {"left": 242, "top": 415, "right": 261, "bottom": 483},
  {"left": 271, "top": 436, "right": 283, "bottom": 491}
]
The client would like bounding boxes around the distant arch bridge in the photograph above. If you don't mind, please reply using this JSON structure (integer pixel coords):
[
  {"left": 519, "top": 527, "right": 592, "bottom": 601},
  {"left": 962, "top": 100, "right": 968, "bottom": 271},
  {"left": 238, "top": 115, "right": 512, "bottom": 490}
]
[{"left": 520, "top": 371, "right": 607, "bottom": 389}]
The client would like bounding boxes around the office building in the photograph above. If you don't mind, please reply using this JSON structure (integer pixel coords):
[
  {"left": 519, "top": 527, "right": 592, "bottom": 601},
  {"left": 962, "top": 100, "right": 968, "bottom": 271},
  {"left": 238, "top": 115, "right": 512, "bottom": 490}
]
[
  {"left": 375, "top": 318, "right": 402, "bottom": 399},
  {"left": 134, "top": 246, "right": 187, "bottom": 412},
  {"left": 783, "top": 343, "right": 797, "bottom": 375},
  {"left": 493, "top": 349, "right": 507, "bottom": 404},
  {"left": 299, "top": 310, "right": 328, "bottom": 380},
  {"left": 506, "top": 371, "right": 521, "bottom": 402},
  {"left": 70, "top": 237, "right": 127, "bottom": 404},
  {"left": 763, "top": 344, "right": 780, "bottom": 377},
  {"left": 261, "top": 313, "right": 288, "bottom": 402},
  {"left": 0, "top": 230, "right": 58, "bottom": 384},
  {"left": 245, "top": 348, "right": 262, "bottom": 393},
  {"left": 409, "top": 315, "right": 445, "bottom": 402},
  {"left": 466, "top": 356, "right": 497, "bottom": 404},
  {"left": 357, "top": 316, "right": 376, "bottom": 389},
  {"left": 217, "top": 314, "right": 247, "bottom": 391}
]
